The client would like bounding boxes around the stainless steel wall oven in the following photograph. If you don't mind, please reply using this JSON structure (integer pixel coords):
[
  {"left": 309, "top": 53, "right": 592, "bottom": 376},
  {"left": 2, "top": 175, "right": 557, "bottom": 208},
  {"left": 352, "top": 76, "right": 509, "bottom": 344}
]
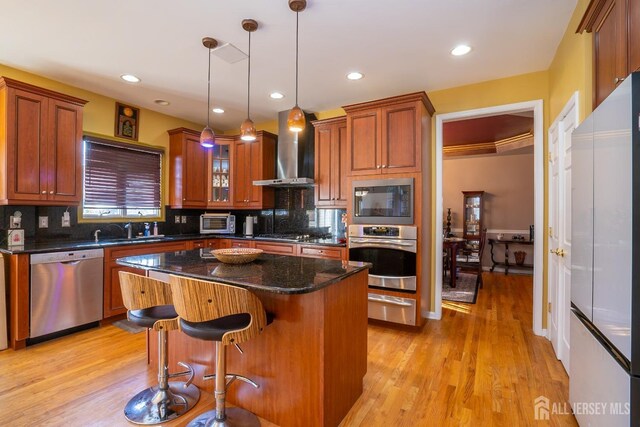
[{"left": 348, "top": 224, "right": 418, "bottom": 325}]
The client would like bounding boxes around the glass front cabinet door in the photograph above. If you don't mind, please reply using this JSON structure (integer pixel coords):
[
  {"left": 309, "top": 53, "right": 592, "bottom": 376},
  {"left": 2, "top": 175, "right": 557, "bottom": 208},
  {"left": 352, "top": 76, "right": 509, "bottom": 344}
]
[
  {"left": 208, "top": 137, "right": 234, "bottom": 207},
  {"left": 462, "top": 191, "right": 484, "bottom": 250}
]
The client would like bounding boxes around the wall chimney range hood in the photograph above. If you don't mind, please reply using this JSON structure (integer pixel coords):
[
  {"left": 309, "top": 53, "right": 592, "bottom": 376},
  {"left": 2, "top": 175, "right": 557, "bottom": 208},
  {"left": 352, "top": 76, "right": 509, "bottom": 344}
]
[{"left": 253, "top": 110, "right": 317, "bottom": 187}]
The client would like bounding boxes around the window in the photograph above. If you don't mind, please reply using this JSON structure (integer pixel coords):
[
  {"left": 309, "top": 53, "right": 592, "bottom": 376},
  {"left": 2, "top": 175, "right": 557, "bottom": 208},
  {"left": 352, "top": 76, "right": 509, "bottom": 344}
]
[{"left": 82, "top": 136, "right": 163, "bottom": 219}]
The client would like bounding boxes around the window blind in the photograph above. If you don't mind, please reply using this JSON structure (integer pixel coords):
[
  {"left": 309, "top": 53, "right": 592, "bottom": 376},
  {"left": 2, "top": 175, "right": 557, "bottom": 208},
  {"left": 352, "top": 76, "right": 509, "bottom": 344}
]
[{"left": 83, "top": 137, "right": 162, "bottom": 213}]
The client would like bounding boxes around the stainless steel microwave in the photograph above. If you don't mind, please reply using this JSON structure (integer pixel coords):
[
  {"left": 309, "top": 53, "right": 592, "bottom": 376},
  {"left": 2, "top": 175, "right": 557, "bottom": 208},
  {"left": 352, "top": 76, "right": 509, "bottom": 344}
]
[
  {"left": 352, "top": 178, "right": 414, "bottom": 225},
  {"left": 200, "top": 213, "right": 236, "bottom": 234}
]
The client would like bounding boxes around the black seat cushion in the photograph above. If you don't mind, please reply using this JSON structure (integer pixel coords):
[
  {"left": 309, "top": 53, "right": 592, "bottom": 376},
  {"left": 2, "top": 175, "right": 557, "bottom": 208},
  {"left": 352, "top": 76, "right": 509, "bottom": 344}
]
[
  {"left": 128, "top": 305, "right": 178, "bottom": 328},
  {"left": 180, "top": 312, "right": 275, "bottom": 342}
]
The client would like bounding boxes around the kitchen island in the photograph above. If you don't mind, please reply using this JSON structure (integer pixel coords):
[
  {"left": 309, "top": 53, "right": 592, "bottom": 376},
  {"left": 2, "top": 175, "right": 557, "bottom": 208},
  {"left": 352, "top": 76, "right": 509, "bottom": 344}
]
[{"left": 117, "top": 250, "right": 369, "bottom": 427}]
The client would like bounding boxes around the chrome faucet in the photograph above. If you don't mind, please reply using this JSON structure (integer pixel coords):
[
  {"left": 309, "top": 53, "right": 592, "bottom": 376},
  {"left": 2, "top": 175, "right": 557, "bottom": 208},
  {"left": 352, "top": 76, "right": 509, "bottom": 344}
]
[
  {"left": 124, "top": 223, "right": 132, "bottom": 239},
  {"left": 94, "top": 229, "right": 101, "bottom": 243}
]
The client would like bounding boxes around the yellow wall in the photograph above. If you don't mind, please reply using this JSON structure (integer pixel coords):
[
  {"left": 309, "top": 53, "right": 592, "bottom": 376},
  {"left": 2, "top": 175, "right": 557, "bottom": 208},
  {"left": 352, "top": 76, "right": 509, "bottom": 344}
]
[
  {"left": 225, "top": 107, "right": 347, "bottom": 136},
  {"left": 548, "top": 0, "right": 593, "bottom": 122},
  {"left": 0, "top": 63, "right": 204, "bottom": 209}
]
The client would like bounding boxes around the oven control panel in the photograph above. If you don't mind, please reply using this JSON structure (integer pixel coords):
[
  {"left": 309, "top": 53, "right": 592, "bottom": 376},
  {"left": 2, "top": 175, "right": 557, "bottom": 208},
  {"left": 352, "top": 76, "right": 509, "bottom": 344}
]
[{"left": 348, "top": 224, "right": 417, "bottom": 240}]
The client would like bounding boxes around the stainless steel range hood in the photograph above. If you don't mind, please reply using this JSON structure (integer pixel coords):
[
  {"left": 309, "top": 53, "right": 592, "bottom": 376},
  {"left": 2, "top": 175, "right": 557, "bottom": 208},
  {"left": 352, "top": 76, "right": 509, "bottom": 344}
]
[{"left": 253, "top": 110, "right": 317, "bottom": 187}]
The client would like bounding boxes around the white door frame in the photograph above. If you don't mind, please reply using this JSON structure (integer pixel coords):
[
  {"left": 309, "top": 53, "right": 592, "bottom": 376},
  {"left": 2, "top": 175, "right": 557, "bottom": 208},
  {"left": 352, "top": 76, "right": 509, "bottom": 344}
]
[{"left": 432, "top": 99, "right": 545, "bottom": 336}]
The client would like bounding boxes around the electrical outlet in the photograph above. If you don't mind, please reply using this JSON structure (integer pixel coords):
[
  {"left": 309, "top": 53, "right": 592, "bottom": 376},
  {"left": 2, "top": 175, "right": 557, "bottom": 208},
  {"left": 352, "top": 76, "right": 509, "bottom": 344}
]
[
  {"left": 39, "top": 216, "right": 49, "bottom": 228},
  {"left": 62, "top": 212, "right": 70, "bottom": 227},
  {"left": 253, "top": 216, "right": 257, "bottom": 224},
  {"left": 175, "top": 216, "right": 181, "bottom": 224},
  {"left": 181, "top": 215, "right": 188, "bottom": 223}
]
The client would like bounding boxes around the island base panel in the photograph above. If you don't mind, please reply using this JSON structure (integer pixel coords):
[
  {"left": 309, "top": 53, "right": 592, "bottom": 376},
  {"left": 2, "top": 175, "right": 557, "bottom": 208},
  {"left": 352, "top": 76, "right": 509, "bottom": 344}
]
[{"left": 150, "top": 269, "right": 368, "bottom": 427}]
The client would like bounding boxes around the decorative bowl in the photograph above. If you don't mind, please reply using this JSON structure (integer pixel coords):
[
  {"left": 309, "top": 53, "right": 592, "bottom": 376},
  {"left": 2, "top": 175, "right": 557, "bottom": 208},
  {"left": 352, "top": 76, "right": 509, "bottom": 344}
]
[{"left": 211, "top": 248, "right": 263, "bottom": 264}]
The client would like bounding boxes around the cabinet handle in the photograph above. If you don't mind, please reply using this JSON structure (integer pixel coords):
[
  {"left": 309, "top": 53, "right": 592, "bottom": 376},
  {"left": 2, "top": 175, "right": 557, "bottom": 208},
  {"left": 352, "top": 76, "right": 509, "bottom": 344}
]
[{"left": 614, "top": 77, "right": 625, "bottom": 85}]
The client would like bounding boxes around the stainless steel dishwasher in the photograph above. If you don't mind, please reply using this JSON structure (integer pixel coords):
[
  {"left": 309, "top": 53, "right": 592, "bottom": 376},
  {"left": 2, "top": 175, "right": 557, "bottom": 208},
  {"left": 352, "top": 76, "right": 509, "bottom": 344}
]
[{"left": 30, "top": 249, "right": 104, "bottom": 338}]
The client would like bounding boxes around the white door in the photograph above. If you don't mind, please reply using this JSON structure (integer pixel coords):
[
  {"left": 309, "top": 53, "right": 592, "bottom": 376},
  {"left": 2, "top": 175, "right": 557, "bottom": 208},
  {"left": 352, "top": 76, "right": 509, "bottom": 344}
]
[
  {"left": 548, "top": 123, "right": 561, "bottom": 357},
  {"left": 547, "top": 95, "right": 578, "bottom": 373}
]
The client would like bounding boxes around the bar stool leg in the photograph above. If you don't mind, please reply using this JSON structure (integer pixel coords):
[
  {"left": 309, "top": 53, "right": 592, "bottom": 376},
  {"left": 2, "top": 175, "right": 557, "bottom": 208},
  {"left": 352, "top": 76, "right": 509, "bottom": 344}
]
[
  {"left": 124, "top": 329, "right": 200, "bottom": 425},
  {"left": 187, "top": 342, "right": 260, "bottom": 427}
]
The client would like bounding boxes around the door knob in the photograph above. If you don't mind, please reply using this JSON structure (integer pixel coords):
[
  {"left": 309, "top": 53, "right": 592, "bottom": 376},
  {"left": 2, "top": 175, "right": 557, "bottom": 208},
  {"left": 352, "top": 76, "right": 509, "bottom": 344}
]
[{"left": 556, "top": 248, "right": 565, "bottom": 257}]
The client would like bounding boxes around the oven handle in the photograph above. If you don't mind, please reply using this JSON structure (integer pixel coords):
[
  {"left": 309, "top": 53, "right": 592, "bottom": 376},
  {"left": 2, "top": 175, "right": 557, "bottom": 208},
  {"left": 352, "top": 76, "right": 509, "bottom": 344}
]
[
  {"left": 349, "top": 238, "right": 416, "bottom": 251},
  {"left": 367, "top": 295, "right": 413, "bottom": 307}
]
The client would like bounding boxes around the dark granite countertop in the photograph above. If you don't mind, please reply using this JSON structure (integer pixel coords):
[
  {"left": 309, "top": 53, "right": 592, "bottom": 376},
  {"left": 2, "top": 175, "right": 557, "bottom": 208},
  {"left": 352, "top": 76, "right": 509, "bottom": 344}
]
[
  {"left": 0, "top": 233, "right": 346, "bottom": 255},
  {"left": 116, "top": 250, "right": 369, "bottom": 294}
]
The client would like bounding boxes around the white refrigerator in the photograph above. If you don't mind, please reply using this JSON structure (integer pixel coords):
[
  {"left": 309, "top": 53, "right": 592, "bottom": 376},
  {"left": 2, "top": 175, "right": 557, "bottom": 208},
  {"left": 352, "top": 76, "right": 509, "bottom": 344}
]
[{"left": 571, "top": 72, "right": 640, "bottom": 426}]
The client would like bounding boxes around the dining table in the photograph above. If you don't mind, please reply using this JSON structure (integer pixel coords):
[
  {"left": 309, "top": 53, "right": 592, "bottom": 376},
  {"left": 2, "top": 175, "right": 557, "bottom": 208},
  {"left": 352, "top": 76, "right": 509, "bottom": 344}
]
[{"left": 443, "top": 237, "right": 466, "bottom": 288}]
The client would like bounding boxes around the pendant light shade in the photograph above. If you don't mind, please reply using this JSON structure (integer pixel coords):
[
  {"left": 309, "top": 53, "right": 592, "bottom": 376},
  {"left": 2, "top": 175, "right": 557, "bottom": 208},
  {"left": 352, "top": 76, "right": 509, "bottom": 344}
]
[
  {"left": 240, "top": 19, "right": 258, "bottom": 142},
  {"left": 200, "top": 37, "right": 218, "bottom": 148},
  {"left": 288, "top": 0, "right": 307, "bottom": 133}
]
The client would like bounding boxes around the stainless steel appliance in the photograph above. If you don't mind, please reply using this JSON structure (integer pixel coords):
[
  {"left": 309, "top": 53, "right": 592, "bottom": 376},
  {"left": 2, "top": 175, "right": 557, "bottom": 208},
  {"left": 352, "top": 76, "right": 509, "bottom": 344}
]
[
  {"left": 30, "top": 249, "right": 104, "bottom": 339},
  {"left": 200, "top": 213, "right": 236, "bottom": 234},
  {"left": 349, "top": 225, "right": 417, "bottom": 325},
  {"left": 571, "top": 72, "right": 639, "bottom": 425},
  {"left": 352, "top": 178, "right": 414, "bottom": 225}
]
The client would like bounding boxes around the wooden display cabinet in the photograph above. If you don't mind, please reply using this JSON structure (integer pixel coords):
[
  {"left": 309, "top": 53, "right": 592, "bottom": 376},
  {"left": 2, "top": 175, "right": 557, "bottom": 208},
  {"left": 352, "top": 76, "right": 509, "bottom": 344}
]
[
  {"left": 343, "top": 92, "right": 435, "bottom": 176},
  {"left": 312, "top": 117, "right": 348, "bottom": 207},
  {"left": 462, "top": 191, "right": 484, "bottom": 250},
  {"left": 208, "top": 136, "right": 234, "bottom": 208},
  {"left": 0, "top": 77, "right": 86, "bottom": 205}
]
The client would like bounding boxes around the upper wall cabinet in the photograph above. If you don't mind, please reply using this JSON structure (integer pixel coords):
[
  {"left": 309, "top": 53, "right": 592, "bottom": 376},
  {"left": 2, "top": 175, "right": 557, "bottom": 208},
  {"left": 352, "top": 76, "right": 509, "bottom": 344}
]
[
  {"left": 208, "top": 136, "right": 234, "bottom": 208},
  {"left": 0, "top": 77, "right": 87, "bottom": 205},
  {"left": 579, "top": 0, "right": 640, "bottom": 107},
  {"left": 168, "top": 128, "right": 209, "bottom": 208},
  {"left": 343, "top": 92, "right": 435, "bottom": 176},
  {"left": 233, "top": 131, "right": 276, "bottom": 209},
  {"left": 312, "top": 117, "right": 347, "bottom": 208}
]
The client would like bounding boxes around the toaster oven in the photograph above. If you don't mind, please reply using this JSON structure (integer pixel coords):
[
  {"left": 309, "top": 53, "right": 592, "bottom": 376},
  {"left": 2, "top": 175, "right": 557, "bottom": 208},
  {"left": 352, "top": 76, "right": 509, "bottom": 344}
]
[{"left": 200, "top": 213, "right": 236, "bottom": 234}]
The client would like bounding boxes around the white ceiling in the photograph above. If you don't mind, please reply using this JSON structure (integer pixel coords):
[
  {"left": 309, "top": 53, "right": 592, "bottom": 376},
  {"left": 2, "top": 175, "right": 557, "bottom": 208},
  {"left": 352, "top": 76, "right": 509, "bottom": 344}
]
[{"left": 0, "top": 0, "right": 577, "bottom": 131}]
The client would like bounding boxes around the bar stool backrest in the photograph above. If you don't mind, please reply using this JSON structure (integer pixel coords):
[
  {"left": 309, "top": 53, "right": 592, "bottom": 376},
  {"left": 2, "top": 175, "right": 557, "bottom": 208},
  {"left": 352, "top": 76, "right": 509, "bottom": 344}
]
[
  {"left": 119, "top": 271, "right": 173, "bottom": 310},
  {"left": 168, "top": 275, "right": 267, "bottom": 346}
]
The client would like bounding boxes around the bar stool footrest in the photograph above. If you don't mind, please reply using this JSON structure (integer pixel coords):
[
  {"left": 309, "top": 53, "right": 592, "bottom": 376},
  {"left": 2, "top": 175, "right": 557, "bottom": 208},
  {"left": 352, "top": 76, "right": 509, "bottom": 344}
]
[{"left": 203, "top": 373, "right": 259, "bottom": 389}]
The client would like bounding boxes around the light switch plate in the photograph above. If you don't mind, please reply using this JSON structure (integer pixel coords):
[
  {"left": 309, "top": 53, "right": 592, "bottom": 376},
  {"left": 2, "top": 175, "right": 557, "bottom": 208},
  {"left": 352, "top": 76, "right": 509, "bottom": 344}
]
[{"left": 38, "top": 216, "right": 48, "bottom": 228}]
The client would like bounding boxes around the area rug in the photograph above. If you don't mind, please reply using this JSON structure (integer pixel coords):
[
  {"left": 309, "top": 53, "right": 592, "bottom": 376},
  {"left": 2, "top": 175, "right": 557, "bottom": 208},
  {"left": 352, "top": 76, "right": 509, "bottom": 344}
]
[
  {"left": 442, "top": 272, "right": 480, "bottom": 304},
  {"left": 112, "top": 319, "right": 146, "bottom": 334}
]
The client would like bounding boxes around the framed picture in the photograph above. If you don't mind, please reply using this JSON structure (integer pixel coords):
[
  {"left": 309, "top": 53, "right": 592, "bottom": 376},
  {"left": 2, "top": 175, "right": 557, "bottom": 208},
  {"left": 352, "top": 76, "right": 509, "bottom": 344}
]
[{"left": 114, "top": 102, "right": 140, "bottom": 141}]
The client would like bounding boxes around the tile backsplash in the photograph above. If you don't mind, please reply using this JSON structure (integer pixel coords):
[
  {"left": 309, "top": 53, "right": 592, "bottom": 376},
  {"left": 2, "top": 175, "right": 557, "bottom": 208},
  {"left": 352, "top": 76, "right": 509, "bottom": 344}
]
[{"left": 0, "top": 187, "right": 346, "bottom": 244}]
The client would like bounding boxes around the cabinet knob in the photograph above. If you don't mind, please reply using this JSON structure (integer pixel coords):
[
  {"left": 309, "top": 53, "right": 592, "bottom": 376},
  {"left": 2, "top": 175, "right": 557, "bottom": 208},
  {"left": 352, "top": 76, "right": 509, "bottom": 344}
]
[
  {"left": 614, "top": 77, "right": 625, "bottom": 84},
  {"left": 41, "top": 190, "right": 46, "bottom": 194},
  {"left": 49, "top": 191, "right": 54, "bottom": 195},
  {"left": 382, "top": 164, "right": 387, "bottom": 168},
  {"left": 376, "top": 165, "right": 381, "bottom": 169},
  {"left": 183, "top": 198, "right": 186, "bottom": 201}
]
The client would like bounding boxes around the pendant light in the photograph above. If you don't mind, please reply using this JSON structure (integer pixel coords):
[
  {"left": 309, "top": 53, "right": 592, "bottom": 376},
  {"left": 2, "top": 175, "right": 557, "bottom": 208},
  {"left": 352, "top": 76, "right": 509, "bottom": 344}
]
[
  {"left": 200, "top": 37, "right": 218, "bottom": 148},
  {"left": 287, "top": 0, "right": 307, "bottom": 133},
  {"left": 240, "top": 19, "right": 258, "bottom": 142}
]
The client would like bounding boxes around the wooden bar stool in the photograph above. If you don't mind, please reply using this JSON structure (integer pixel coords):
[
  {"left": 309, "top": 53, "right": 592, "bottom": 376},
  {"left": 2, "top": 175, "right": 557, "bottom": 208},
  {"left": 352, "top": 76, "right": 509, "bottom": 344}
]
[
  {"left": 119, "top": 271, "right": 200, "bottom": 424},
  {"left": 168, "top": 274, "right": 273, "bottom": 427}
]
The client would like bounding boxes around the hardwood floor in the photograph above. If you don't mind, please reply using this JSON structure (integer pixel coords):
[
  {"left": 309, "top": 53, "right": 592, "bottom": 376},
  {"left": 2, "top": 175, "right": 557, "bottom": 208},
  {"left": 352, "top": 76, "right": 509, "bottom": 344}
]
[{"left": 0, "top": 273, "right": 575, "bottom": 426}]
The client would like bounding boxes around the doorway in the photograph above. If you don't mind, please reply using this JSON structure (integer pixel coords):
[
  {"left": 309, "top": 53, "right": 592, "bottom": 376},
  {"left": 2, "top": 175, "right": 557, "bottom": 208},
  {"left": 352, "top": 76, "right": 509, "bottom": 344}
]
[{"left": 433, "top": 100, "right": 545, "bottom": 336}]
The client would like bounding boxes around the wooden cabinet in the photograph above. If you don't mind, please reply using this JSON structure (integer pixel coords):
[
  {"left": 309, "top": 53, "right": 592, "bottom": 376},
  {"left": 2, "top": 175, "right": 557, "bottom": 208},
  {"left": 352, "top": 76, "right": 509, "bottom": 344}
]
[
  {"left": 103, "top": 241, "right": 187, "bottom": 318},
  {"left": 462, "top": 191, "right": 484, "bottom": 249},
  {"left": 312, "top": 117, "right": 348, "bottom": 207},
  {"left": 343, "top": 93, "right": 435, "bottom": 176},
  {"left": 207, "top": 136, "right": 234, "bottom": 208},
  {"left": 254, "top": 241, "right": 298, "bottom": 255},
  {"left": 0, "top": 77, "right": 86, "bottom": 205},
  {"left": 579, "top": 0, "right": 640, "bottom": 107},
  {"left": 168, "top": 128, "right": 208, "bottom": 208},
  {"left": 233, "top": 131, "right": 276, "bottom": 209},
  {"left": 299, "top": 244, "right": 346, "bottom": 261}
]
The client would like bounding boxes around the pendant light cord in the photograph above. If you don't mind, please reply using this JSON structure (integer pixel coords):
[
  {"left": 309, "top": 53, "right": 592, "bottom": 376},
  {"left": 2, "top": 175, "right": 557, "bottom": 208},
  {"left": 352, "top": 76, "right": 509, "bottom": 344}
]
[
  {"left": 207, "top": 47, "right": 212, "bottom": 127},
  {"left": 295, "top": 11, "right": 299, "bottom": 107},
  {"left": 247, "top": 31, "right": 251, "bottom": 118}
]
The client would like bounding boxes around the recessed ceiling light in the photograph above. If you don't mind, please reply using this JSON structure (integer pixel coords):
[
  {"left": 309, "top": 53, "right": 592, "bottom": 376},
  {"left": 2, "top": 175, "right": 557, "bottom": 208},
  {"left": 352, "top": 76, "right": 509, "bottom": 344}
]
[
  {"left": 212, "top": 107, "right": 225, "bottom": 114},
  {"left": 451, "top": 45, "right": 471, "bottom": 56},
  {"left": 154, "top": 99, "right": 170, "bottom": 106},
  {"left": 270, "top": 92, "right": 285, "bottom": 100},
  {"left": 120, "top": 74, "right": 141, "bottom": 83},
  {"left": 346, "top": 72, "right": 364, "bottom": 80}
]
